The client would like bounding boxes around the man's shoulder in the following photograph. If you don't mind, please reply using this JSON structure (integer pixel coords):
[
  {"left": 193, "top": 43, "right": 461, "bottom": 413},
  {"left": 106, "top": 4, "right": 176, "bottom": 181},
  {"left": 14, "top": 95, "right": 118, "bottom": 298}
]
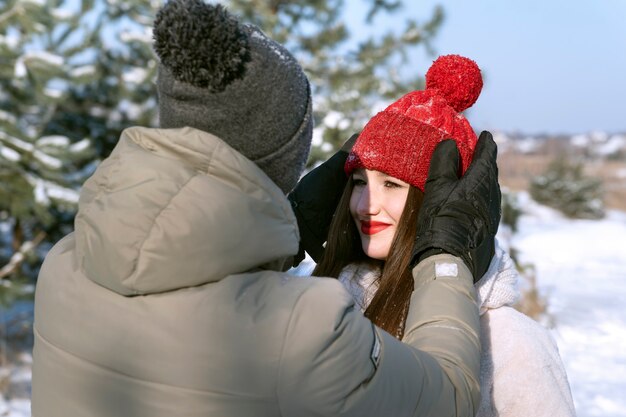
[
  {"left": 243, "top": 271, "right": 353, "bottom": 311},
  {"left": 239, "top": 270, "right": 366, "bottom": 340}
]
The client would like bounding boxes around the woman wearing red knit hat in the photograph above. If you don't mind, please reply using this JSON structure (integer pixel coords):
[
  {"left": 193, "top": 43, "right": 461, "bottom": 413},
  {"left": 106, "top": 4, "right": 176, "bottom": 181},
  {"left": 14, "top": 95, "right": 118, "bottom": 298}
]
[{"left": 307, "top": 55, "right": 576, "bottom": 417}]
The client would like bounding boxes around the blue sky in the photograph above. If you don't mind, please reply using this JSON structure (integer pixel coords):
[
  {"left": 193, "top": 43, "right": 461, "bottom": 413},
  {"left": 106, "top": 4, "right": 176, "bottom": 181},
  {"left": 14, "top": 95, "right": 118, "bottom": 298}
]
[{"left": 347, "top": 0, "right": 626, "bottom": 135}]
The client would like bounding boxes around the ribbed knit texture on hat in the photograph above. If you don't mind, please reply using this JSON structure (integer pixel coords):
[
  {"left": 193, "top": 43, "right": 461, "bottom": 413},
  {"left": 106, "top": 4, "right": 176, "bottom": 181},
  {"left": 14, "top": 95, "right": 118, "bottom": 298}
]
[
  {"left": 345, "top": 55, "right": 483, "bottom": 191},
  {"left": 154, "top": 0, "right": 313, "bottom": 193}
]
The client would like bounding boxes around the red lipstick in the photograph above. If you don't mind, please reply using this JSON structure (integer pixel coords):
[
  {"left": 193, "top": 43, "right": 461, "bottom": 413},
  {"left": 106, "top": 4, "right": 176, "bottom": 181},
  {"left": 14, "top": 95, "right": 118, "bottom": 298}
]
[{"left": 360, "top": 221, "right": 390, "bottom": 235}]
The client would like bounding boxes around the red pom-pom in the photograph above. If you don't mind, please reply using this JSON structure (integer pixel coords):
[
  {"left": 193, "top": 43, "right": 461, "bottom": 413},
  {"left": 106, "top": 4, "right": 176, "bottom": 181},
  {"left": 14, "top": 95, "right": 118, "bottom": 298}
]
[{"left": 425, "top": 54, "right": 483, "bottom": 112}]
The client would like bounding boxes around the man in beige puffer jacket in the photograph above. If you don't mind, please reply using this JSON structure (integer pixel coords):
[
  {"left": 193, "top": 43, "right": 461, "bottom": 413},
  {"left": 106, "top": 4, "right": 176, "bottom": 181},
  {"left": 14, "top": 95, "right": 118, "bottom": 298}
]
[{"left": 32, "top": 1, "right": 497, "bottom": 416}]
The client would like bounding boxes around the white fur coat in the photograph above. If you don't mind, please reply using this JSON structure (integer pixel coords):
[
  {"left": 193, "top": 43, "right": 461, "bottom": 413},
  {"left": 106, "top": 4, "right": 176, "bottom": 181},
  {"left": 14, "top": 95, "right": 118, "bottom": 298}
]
[{"left": 338, "top": 241, "right": 577, "bottom": 417}]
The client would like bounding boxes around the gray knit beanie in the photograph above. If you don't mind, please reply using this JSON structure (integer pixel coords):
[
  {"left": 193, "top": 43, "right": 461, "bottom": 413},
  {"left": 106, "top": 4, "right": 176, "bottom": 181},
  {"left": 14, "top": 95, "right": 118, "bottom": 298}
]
[{"left": 153, "top": 0, "right": 313, "bottom": 193}]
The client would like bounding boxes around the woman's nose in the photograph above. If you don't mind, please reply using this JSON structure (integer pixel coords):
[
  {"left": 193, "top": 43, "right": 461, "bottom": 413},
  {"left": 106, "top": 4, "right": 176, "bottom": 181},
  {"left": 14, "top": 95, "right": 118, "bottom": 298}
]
[{"left": 357, "top": 184, "right": 380, "bottom": 215}]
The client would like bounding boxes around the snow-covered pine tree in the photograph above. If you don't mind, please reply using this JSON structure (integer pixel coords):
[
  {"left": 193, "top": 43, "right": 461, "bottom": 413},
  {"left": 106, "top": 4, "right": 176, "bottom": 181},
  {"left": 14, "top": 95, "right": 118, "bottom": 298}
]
[
  {"left": 0, "top": 0, "right": 158, "bottom": 303},
  {"left": 530, "top": 157, "right": 605, "bottom": 219}
]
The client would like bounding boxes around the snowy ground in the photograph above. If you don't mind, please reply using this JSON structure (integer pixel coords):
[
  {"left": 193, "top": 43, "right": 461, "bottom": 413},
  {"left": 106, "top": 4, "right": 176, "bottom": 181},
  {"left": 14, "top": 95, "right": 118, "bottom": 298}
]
[
  {"left": 512, "top": 193, "right": 626, "bottom": 417},
  {"left": 1, "top": 193, "right": 625, "bottom": 416}
]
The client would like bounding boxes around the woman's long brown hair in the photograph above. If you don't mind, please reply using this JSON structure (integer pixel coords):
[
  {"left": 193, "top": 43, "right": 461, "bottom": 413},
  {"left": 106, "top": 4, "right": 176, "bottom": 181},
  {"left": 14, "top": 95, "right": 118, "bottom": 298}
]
[{"left": 312, "top": 177, "right": 423, "bottom": 339}]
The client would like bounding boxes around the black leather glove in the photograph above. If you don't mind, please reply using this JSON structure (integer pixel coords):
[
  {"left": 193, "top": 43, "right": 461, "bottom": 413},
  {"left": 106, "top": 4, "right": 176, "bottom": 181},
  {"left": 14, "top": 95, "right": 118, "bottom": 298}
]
[
  {"left": 411, "top": 131, "right": 501, "bottom": 281},
  {"left": 288, "top": 134, "right": 359, "bottom": 266}
]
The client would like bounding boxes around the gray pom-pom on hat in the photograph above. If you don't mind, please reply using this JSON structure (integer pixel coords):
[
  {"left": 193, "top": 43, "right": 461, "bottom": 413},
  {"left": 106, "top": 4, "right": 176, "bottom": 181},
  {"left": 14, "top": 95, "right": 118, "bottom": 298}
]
[{"left": 153, "top": 0, "right": 313, "bottom": 194}]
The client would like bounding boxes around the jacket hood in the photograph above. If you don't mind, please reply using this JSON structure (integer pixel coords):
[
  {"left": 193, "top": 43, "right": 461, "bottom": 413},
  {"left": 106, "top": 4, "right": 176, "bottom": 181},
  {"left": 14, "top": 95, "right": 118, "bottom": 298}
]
[{"left": 74, "top": 127, "right": 300, "bottom": 295}]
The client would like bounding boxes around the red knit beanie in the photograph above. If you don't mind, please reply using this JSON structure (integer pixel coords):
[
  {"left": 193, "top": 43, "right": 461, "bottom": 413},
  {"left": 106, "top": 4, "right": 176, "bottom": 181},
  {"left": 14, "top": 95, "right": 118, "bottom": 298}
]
[{"left": 344, "top": 54, "right": 483, "bottom": 191}]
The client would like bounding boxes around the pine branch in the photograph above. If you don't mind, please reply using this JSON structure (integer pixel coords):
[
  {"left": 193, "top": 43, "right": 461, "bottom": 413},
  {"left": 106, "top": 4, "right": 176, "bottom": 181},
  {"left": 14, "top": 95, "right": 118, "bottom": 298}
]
[
  {"left": 0, "top": 4, "right": 21, "bottom": 26},
  {"left": 0, "top": 231, "right": 46, "bottom": 280}
]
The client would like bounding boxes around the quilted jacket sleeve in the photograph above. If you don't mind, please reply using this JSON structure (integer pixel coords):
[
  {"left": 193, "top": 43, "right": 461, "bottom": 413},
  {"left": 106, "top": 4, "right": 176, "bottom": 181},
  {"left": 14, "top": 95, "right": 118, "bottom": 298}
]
[{"left": 277, "top": 254, "right": 481, "bottom": 417}]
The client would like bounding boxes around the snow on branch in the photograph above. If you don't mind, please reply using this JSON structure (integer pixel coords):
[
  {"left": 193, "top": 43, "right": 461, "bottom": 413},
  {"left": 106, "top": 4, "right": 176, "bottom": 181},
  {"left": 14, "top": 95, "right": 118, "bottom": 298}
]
[{"left": 0, "top": 231, "right": 46, "bottom": 280}]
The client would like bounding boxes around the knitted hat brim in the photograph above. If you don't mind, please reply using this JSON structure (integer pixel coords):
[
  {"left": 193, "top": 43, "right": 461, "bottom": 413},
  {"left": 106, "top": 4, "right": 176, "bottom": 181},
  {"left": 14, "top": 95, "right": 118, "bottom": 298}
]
[
  {"left": 346, "top": 113, "right": 449, "bottom": 191},
  {"left": 254, "top": 99, "right": 313, "bottom": 193}
]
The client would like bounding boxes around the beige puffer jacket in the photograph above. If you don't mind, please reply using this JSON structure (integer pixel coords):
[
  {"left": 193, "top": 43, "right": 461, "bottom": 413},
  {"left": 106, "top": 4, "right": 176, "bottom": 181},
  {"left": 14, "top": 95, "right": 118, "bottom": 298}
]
[{"left": 32, "top": 127, "right": 480, "bottom": 417}]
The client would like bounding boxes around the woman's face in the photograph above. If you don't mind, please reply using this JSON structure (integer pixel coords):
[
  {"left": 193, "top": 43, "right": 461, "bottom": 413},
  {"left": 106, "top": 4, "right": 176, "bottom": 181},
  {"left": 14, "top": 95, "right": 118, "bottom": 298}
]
[{"left": 349, "top": 169, "right": 410, "bottom": 260}]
